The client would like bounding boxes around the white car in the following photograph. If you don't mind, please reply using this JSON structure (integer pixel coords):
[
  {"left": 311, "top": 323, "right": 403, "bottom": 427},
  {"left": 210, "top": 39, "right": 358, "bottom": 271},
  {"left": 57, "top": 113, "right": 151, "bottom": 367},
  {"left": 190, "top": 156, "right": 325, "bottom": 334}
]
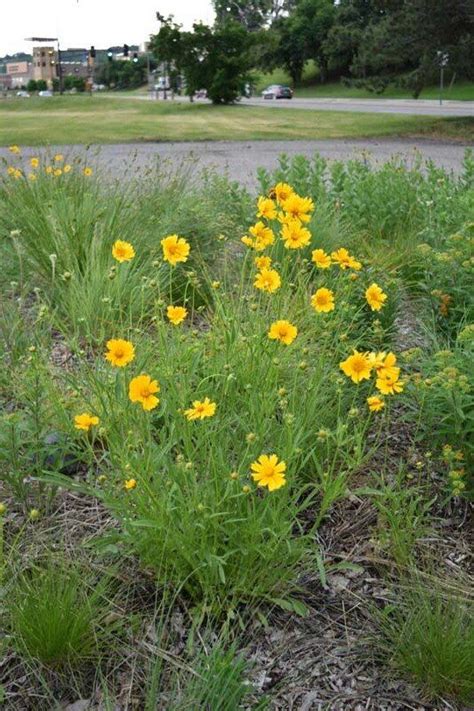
[
  {"left": 38, "top": 90, "right": 53, "bottom": 97},
  {"left": 16, "top": 90, "right": 30, "bottom": 97}
]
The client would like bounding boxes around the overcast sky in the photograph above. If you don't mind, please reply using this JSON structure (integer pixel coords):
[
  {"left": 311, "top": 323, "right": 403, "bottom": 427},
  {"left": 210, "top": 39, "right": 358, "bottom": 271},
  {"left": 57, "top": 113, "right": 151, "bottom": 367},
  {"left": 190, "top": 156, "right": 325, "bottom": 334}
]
[{"left": 2, "top": 0, "right": 215, "bottom": 56}]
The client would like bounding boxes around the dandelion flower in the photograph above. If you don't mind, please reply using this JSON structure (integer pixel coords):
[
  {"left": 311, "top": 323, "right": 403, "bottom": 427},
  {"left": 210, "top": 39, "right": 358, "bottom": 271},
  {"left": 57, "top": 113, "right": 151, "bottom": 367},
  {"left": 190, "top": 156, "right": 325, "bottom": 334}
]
[
  {"left": 105, "top": 338, "right": 135, "bottom": 368},
  {"left": 74, "top": 413, "right": 99, "bottom": 430},
  {"left": 376, "top": 373, "right": 404, "bottom": 395},
  {"left": 83, "top": 167, "right": 93, "bottom": 177},
  {"left": 161, "top": 234, "right": 190, "bottom": 266},
  {"left": 367, "top": 395, "right": 384, "bottom": 412},
  {"left": 255, "top": 255, "right": 272, "bottom": 270},
  {"left": 281, "top": 194, "right": 314, "bottom": 223},
  {"left": 124, "top": 478, "right": 137, "bottom": 490},
  {"left": 281, "top": 219, "right": 311, "bottom": 249},
  {"left": 268, "top": 320, "right": 298, "bottom": 345},
  {"left": 251, "top": 454, "right": 287, "bottom": 491},
  {"left": 257, "top": 196, "right": 277, "bottom": 220},
  {"left": 184, "top": 397, "right": 216, "bottom": 421},
  {"left": 311, "top": 288, "right": 335, "bottom": 313},
  {"left": 112, "top": 240, "right": 135, "bottom": 263},
  {"left": 30, "top": 157, "right": 39, "bottom": 169},
  {"left": 254, "top": 267, "right": 281, "bottom": 293},
  {"left": 129, "top": 374, "right": 160, "bottom": 410},
  {"left": 167, "top": 305, "right": 187, "bottom": 325},
  {"left": 311, "top": 249, "right": 331, "bottom": 269},
  {"left": 340, "top": 350, "right": 373, "bottom": 383},
  {"left": 366, "top": 283, "right": 387, "bottom": 311}
]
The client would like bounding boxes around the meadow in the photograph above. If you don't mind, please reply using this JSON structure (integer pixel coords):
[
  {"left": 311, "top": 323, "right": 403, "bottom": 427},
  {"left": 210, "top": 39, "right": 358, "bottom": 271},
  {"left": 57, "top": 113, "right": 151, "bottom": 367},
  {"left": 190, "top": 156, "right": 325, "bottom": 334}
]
[
  {"left": 0, "top": 95, "right": 473, "bottom": 145},
  {"left": 0, "top": 146, "right": 473, "bottom": 709}
]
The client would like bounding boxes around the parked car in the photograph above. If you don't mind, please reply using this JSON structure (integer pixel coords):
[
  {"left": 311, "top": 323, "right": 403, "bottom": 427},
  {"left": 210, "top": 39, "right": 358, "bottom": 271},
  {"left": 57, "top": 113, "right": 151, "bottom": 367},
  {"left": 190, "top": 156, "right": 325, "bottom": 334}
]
[
  {"left": 38, "top": 90, "right": 53, "bottom": 97},
  {"left": 261, "top": 84, "right": 293, "bottom": 100},
  {"left": 16, "top": 90, "right": 30, "bottom": 98}
]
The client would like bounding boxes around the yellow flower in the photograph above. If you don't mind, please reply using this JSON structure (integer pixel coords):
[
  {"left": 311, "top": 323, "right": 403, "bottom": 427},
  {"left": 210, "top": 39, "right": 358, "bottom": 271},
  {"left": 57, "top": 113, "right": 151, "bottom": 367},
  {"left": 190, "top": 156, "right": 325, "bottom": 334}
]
[
  {"left": 366, "top": 283, "right": 387, "bottom": 311},
  {"left": 257, "top": 196, "right": 277, "bottom": 220},
  {"left": 340, "top": 350, "right": 373, "bottom": 383},
  {"left": 54, "top": 153, "right": 64, "bottom": 162},
  {"left": 211, "top": 280, "right": 221, "bottom": 289},
  {"left": 112, "top": 240, "right": 135, "bottom": 263},
  {"left": 53, "top": 168, "right": 63, "bottom": 177},
  {"left": 251, "top": 454, "right": 287, "bottom": 491},
  {"left": 369, "top": 352, "right": 399, "bottom": 380},
  {"left": 367, "top": 395, "right": 384, "bottom": 412},
  {"left": 9, "top": 145, "right": 20, "bottom": 154},
  {"left": 281, "top": 194, "right": 314, "bottom": 223},
  {"left": 28, "top": 173, "right": 37, "bottom": 181},
  {"left": 311, "top": 288, "right": 335, "bottom": 313},
  {"left": 30, "top": 157, "right": 39, "bottom": 168},
  {"left": 74, "top": 413, "right": 99, "bottom": 430},
  {"left": 167, "top": 305, "right": 188, "bottom": 325},
  {"left": 45, "top": 165, "right": 53, "bottom": 175},
  {"left": 254, "top": 267, "right": 281, "bottom": 293},
  {"left": 254, "top": 255, "right": 272, "bottom": 270},
  {"left": 124, "top": 478, "right": 137, "bottom": 490},
  {"left": 83, "top": 167, "right": 93, "bottom": 176},
  {"left": 7, "top": 166, "right": 16, "bottom": 176},
  {"left": 281, "top": 219, "right": 311, "bottom": 249},
  {"left": 271, "top": 182, "right": 294, "bottom": 205},
  {"left": 184, "top": 397, "right": 217, "bottom": 421},
  {"left": 331, "top": 248, "right": 362, "bottom": 270},
  {"left": 248, "top": 221, "right": 275, "bottom": 250},
  {"left": 268, "top": 319, "right": 298, "bottom": 345},
  {"left": 161, "top": 234, "right": 191, "bottom": 266},
  {"left": 105, "top": 338, "right": 135, "bottom": 367},
  {"left": 64, "top": 164, "right": 72, "bottom": 173},
  {"left": 376, "top": 373, "right": 404, "bottom": 395},
  {"left": 311, "top": 249, "right": 331, "bottom": 269},
  {"left": 129, "top": 374, "right": 160, "bottom": 410}
]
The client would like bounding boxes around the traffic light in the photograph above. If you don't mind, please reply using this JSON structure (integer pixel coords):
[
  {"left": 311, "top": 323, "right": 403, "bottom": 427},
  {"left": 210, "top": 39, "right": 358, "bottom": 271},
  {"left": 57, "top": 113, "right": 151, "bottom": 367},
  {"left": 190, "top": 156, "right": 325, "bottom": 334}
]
[
  {"left": 123, "top": 44, "right": 129, "bottom": 57},
  {"left": 133, "top": 52, "right": 138, "bottom": 63},
  {"left": 89, "top": 45, "right": 96, "bottom": 58}
]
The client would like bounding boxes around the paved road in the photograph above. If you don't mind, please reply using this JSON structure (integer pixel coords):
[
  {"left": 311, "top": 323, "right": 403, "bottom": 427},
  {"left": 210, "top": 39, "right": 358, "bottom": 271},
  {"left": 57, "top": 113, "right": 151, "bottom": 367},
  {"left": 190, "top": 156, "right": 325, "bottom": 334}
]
[
  {"left": 2, "top": 138, "right": 470, "bottom": 191},
  {"left": 244, "top": 96, "right": 474, "bottom": 117},
  {"left": 107, "top": 92, "right": 474, "bottom": 117}
]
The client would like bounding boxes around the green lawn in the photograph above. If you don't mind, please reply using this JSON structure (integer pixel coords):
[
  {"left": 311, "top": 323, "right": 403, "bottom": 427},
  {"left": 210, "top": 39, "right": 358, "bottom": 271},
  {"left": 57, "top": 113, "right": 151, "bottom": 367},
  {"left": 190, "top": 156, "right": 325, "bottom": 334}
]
[
  {"left": 253, "top": 64, "right": 474, "bottom": 101},
  {"left": 0, "top": 95, "right": 472, "bottom": 145}
]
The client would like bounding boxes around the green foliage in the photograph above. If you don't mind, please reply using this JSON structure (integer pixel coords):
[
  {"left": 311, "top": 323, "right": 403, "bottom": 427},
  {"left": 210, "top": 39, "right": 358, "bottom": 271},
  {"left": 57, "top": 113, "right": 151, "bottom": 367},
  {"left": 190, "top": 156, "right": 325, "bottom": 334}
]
[
  {"left": 5, "top": 556, "right": 113, "bottom": 666},
  {"left": 377, "top": 582, "right": 474, "bottom": 705}
]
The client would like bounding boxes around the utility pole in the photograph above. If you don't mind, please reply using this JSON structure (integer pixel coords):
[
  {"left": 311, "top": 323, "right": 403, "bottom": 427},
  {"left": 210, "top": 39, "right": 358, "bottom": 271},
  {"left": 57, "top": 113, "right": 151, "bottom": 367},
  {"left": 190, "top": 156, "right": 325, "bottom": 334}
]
[{"left": 437, "top": 51, "right": 449, "bottom": 106}]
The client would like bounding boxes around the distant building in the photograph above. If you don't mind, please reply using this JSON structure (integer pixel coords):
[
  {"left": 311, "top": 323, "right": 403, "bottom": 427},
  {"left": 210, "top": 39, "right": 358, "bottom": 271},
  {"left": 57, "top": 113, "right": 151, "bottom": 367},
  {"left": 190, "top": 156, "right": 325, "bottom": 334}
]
[
  {"left": 32, "top": 46, "right": 57, "bottom": 86},
  {"left": 6, "top": 60, "right": 31, "bottom": 87}
]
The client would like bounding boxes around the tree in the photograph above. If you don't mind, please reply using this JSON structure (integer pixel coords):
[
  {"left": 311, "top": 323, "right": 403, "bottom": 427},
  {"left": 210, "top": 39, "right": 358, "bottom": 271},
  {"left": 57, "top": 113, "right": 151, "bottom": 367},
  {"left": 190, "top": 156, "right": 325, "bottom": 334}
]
[
  {"left": 26, "top": 79, "right": 37, "bottom": 92},
  {"left": 213, "top": 0, "right": 296, "bottom": 31}
]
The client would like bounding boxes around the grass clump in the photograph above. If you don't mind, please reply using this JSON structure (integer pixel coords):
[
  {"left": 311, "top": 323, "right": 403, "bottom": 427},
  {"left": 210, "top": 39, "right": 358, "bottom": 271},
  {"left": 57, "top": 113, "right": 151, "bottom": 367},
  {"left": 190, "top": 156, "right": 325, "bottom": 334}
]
[
  {"left": 5, "top": 556, "right": 113, "bottom": 667},
  {"left": 377, "top": 583, "right": 474, "bottom": 705}
]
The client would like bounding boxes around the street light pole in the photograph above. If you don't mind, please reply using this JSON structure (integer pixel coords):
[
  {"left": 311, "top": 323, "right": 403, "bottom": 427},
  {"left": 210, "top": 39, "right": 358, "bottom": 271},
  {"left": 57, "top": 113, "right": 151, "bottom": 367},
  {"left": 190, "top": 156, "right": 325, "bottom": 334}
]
[{"left": 437, "top": 51, "right": 449, "bottom": 106}]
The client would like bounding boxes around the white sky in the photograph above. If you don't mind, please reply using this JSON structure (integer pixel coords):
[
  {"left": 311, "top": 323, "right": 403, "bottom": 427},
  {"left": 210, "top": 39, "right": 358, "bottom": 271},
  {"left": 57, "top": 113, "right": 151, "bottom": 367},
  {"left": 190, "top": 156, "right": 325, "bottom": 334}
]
[{"left": 2, "top": 0, "right": 215, "bottom": 56}]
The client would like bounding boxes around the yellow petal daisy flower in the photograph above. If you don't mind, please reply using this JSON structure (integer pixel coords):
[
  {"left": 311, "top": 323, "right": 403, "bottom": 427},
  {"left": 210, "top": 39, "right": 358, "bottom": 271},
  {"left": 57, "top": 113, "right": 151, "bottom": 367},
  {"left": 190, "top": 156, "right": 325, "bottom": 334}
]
[
  {"left": 376, "top": 373, "right": 404, "bottom": 395},
  {"left": 167, "top": 305, "right": 188, "bottom": 325},
  {"left": 365, "top": 283, "right": 387, "bottom": 311},
  {"left": 340, "top": 350, "right": 373, "bottom": 383},
  {"left": 83, "top": 167, "right": 93, "bottom": 176},
  {"left": 254, "top": 267, "right": 281, "bottom": 293},
  {"left": 161, "top": 234, "right": 191, "bottom": 266},
  {"left": 251, "top": 454, "right": 287, "bottom": 491},
  {"left": 311, "top": 248, "right": 331, "bottom": 269},
  {"left": 105, "top": 338, "right": 135, "bottom": 368},
  {"left": 256, "top": 196, "right": 277, "bottom": 220},
  {"left": 271, "top": 182, "right": 294, "bottom": 205},
  {"left": 112, "top": 240, "right": 135, "bottom": 263},
  {"left": 281, "top": 219, "right": 312, "bottom": 249},
  {"left": 129, "top": 374, "right": 160, "bottom": 410},
  {"left": 184, "top": 397, "right": 217, "bottom": 421},
  {"left": 367, "top": 395, "right": 384, "bottom": 412},
  {"left": 30, "top": 157, "right": 40, "bottom": 169},
  {"left": 74, "top": 413, "right": 99, "bottom": 430},
  {"left": 254, "top": 255, "right": 272, "bottom": 270},
  {"left": 124, "top": 478, "right": 137, "bottom": 490},
  {"left": 311, "top": 287, "right": 335, "bottom": 313},
  {"left": 281, "top": 194, "right": 314, "bottom": 223},
  {"left": 268, "top": 319, "right": 298, "bottom": 345}
]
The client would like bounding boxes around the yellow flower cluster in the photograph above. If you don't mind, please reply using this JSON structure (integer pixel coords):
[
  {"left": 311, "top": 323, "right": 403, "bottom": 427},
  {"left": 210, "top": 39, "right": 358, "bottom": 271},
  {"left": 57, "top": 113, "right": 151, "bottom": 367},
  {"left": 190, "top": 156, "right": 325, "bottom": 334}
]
[{"left": 340, "top": 350, "right": 404, "bottom": 411}]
